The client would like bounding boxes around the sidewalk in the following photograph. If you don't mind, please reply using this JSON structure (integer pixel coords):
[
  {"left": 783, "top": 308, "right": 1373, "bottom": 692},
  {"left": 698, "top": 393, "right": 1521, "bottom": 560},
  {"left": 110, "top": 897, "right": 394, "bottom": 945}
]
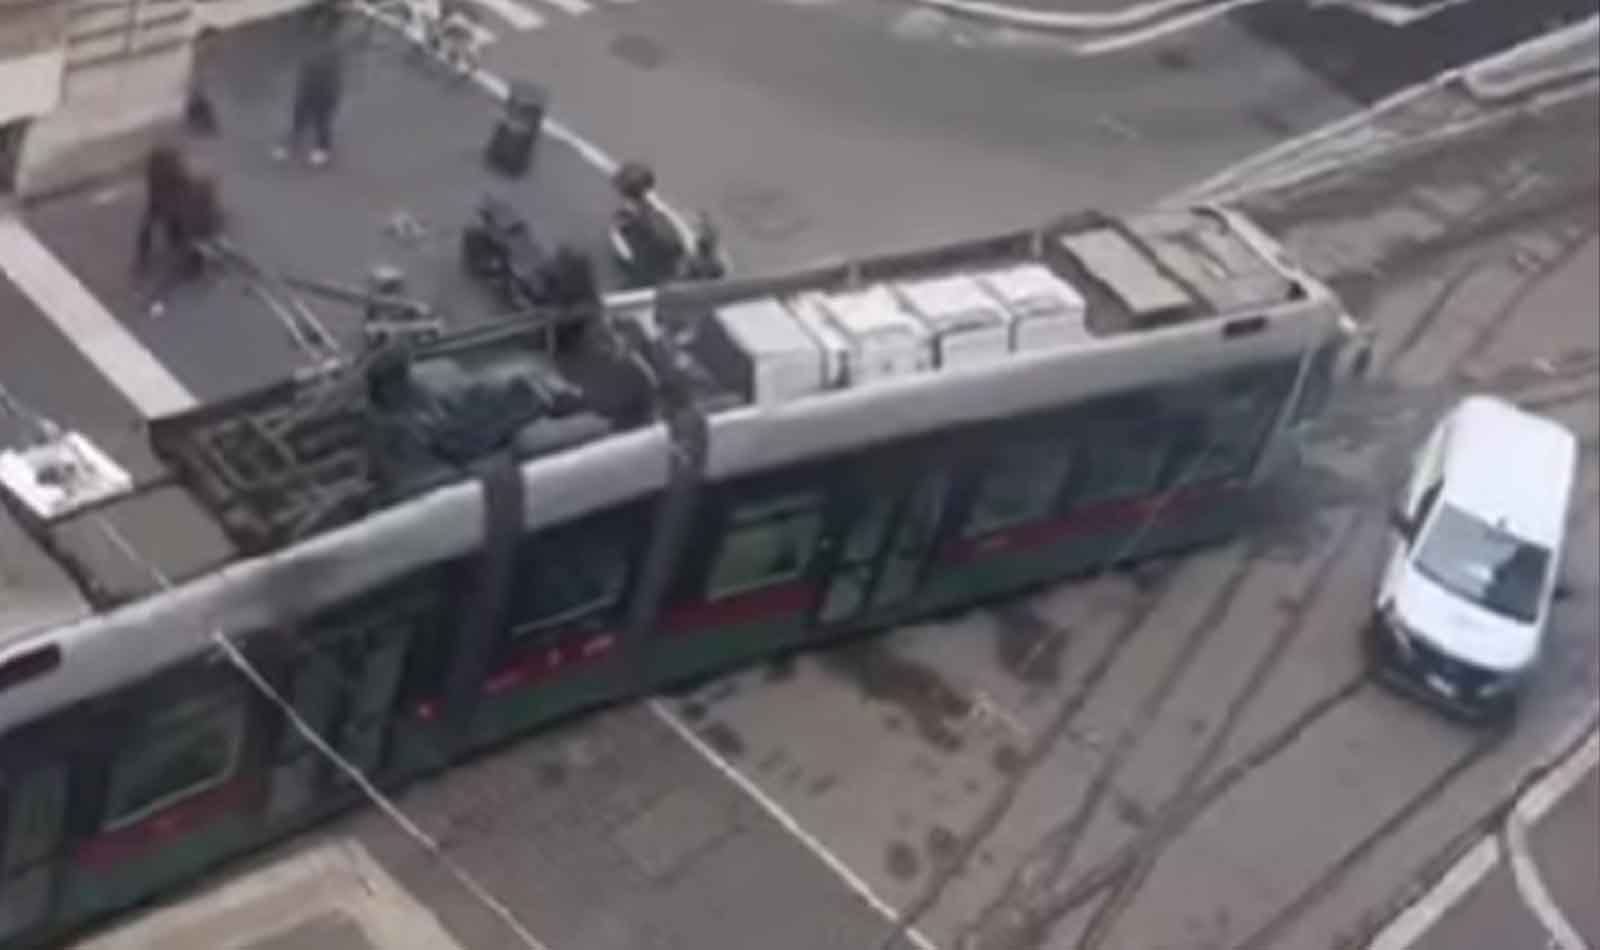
[{"left": 19, "top": 11, "right": 621, "bottom": 406}]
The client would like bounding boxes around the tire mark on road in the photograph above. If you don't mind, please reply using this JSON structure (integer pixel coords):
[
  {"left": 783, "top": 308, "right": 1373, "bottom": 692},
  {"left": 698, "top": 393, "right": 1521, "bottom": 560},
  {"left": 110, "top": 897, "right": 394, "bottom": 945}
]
[
  {"left": 953, "top": 545, "right": 1260, "bottom": 950},
  {"left": 872, "top": 574, "right": 1170, "bottom": 950},
  {"left": 1373, "top": 252, "right": 1495, "bottom": 377},
  {"left": 1232, "top": 733, "right": 1504, "bottom": 950},
  {"left": 1073, "top": 508, "right": 1373, "bottom": 950},
  {"left": 1029, "top": 675, "right": 1374, "bottom": 932},
  {"left": 1453, "top": 225, "right": 1600, "bottom": 372}
]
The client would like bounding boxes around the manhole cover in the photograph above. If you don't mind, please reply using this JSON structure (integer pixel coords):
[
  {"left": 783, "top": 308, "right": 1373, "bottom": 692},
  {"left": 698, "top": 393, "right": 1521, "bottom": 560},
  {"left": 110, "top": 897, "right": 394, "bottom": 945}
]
[
  {"left": 610, "top": 32, "right": 666, "bottom": 70},
  {"left": 721, "top": 183, "right": 812, "bottom": 241}
]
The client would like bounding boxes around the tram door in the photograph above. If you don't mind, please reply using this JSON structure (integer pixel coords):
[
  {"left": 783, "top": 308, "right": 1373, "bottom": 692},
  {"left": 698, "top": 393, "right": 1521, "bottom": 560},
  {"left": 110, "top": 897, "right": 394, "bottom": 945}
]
[
  {"left": 266, "top": 586, "right": 433, "bottom": 823},
  {"left": 815, "top": 468, "right": 948, "bottom": 628}
]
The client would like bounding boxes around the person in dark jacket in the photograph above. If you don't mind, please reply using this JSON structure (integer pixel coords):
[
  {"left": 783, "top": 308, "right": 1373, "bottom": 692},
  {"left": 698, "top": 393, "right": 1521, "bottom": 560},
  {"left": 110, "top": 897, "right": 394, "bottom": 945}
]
[
  {"left": 274, "top": 39, "right": 345, "bottom": 166},
  {"left": 133, "top": 145, "right": 189, "bottom": 273}
]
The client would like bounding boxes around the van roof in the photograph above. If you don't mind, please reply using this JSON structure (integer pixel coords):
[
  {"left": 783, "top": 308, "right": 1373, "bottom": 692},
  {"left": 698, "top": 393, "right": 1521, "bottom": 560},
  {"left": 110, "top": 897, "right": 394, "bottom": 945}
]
[{"left": 1442, "top": 395, "right": 1578, "bottom": 546}]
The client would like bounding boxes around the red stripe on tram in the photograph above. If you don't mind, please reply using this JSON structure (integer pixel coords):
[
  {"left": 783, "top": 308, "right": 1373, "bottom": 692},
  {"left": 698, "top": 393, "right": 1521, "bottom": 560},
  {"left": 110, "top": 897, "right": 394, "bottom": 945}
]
[
  {"left": 76, "top": 776, "right": 259, "bottom": 871},
  {"left": 415, "top": 630, "right": 621, "bottom": 720},
  {"left": 943, "top": 483, "right": 1230, "bottom": 564},
  {"left": 661, "top": 582, "right": 816, "bottom": 636}
]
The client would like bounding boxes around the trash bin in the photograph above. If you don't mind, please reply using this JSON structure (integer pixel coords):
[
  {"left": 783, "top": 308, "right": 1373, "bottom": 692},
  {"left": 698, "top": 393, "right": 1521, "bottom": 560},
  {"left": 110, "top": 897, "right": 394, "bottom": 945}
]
[{"left": 485, "top": 80, "right": 547, "bottom": 178}]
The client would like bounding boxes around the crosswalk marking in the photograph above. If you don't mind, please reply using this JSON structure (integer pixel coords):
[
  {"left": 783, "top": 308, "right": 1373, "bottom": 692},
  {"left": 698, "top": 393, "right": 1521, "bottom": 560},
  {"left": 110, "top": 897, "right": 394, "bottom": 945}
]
[
  {"left": 0, "top": 214, "right": 197, "bottom": 419},
  {"left": 529, "top": 0, "right": 593, "bottom": 17},
  {"left": 465, "top": 0, "right": 543, "bottom": 31}
]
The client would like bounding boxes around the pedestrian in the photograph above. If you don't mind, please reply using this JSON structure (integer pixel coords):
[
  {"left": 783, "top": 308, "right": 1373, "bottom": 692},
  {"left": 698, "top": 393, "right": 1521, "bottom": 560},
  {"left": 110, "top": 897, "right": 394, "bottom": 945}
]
[
  {"left": 144, "top": 165, "right": 225, "bottom": 316},
  {"left": 274, "top": 37, "right": 345, "bottom": 166},
  {"left": 133, "top": 145, "right": 189, "bottom": 274}
]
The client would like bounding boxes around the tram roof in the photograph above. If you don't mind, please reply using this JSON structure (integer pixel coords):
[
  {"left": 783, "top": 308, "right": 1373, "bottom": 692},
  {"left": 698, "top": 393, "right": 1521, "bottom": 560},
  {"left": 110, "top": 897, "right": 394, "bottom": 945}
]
[{"left": 0, "top": 205, "right": 1334, "bottom": 663}]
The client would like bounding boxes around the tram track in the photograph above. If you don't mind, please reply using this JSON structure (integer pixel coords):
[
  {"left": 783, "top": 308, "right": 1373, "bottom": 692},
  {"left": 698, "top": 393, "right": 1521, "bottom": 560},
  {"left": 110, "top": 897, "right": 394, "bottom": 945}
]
[
  {"left": 1232, "top": 733, "right": 1504, "bottom": 950},
  {"left": 950, "top": 544, "right": 1262, "bottom": 950},
  {"left": 1069, "top": 508, "right": 1375, "bottom": 949},
  {"left": 872, "top": 569, "right": 1178, "bottom": 950}
]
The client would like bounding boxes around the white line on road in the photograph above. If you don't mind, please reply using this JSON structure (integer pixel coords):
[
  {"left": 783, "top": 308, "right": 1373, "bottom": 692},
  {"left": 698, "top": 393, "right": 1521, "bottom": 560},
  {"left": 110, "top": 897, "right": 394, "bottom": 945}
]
[
  {"left": 528, "top": 0, "right": 591, "bottom": 17},
  {"left": 1505, "top": 805, "right": 1590, "bottom": 950},
  {"left": 1518, "top": 730, "right": 1600, "bottom": 825},
  {"left": 467, "top": 0, "right": 544, "bottom": 30},
  {"left": 0, "top": 214, "right": 197, "bottom": 419},
  {"left": 1365, "top": 836, "right": 1503, "bottom": 950},
  {"left": 647, "top": 699, "right": 941, "bottom": 950},
  {"left": 1070, "top": 0, "right": 1273, "bottom": 56},
  {"left": 1309, "top": 0, "right": 1476, "bottom": 29}
]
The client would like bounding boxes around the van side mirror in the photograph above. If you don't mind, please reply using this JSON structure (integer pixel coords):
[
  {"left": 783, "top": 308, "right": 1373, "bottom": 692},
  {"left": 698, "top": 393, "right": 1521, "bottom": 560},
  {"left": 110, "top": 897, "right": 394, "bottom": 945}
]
[{"left": 1388, "top": 507, "right": 1413, "bottom": 540}]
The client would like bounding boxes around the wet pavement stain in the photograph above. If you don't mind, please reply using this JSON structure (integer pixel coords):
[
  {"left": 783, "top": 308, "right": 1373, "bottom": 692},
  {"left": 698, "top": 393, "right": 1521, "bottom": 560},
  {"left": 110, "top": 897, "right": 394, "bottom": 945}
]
[
  {"left": 992, "top": 743, "right": 1024, "bottom": 776},
  {"left": 1113, "top": 790, "right": 1150, "bottom": 830},
  {"left": 992, "top": 603, "right": 1067, "bottom": 687},
  {"left": 765, "top": 655, "right": 797, "bottom": 682},
  {"left": 721, "top": 182, "right": 813, "bottom": 243},
  {"left": 926, "top": 825, "right": 960, "bottom": 869},
  {"left": 535, "top": 760, "right": 567, "bottom": 789},
  {"left": 822, "top": 641, "right": 973, "bottom": 752},
  {"left": 887, "top": 840, "right": 921, "bottom": 881},
  {"left": 609, "top": 32, "right": 667, "bottom": 71},
  {"left": 700, "top": 721, "right": 746, "bottom": 761},
  {"left": 808, "top": 774, "right": 837, "bottom": 798}
]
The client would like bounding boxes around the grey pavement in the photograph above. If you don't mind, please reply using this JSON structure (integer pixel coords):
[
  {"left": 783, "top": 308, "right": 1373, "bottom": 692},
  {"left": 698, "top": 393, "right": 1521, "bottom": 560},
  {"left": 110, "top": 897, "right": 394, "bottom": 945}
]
[
  {"left": 482, "top": 0, "right": 1358, "bottom": 271},
  {"left": 25, "top": 13, "right": 622, "bottom": 405}
]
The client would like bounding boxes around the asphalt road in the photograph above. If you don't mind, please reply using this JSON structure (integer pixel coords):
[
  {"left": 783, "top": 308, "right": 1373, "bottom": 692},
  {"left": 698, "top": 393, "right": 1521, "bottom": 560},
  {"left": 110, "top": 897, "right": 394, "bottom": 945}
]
[{"left": 477, "top": 0, "right": 1359, "bottom": 269}]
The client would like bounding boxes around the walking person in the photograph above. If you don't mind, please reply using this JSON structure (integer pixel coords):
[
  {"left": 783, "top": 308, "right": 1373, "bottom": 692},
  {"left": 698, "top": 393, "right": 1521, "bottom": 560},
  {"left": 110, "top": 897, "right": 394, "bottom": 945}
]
[{"left": 274, "top": 36, "right": 345, "bottom": 166}]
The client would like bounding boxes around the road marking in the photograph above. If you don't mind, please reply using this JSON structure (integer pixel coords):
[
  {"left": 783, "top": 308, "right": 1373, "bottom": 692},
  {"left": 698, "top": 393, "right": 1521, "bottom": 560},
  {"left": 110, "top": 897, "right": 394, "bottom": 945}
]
[
  {"left": 0, "top": 214, "right": 197, "bottom": 419},
  {"left": 528, "top": 0, "right": 591, "bottom": 17},
  {"left": 1071, "top": 0, "right": 1274, "bottom": 56},
  {"left": 1506, "top": 805, "right": 1590, "bottom": 950},
  {"left": 1517, "top": 730, "right": 1599, "bottom": 824},
  {"left": 647, "top": 699, "right": 941, "bottom": 950},
  {"left": 466, "top": 0, "right": 543, "bottom": 31},
  {"left": 1310, "top": 0, "right": 1476, "bottom": 28},
  {"left": 1365, "top": 836, "right": 1503, "bottom": 950}
]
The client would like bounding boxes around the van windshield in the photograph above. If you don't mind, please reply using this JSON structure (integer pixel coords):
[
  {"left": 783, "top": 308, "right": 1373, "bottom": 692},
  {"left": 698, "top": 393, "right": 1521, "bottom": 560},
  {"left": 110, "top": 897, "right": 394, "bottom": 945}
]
[{"left": 1415, "top": 503, "right": 1551, "bottom": 624}]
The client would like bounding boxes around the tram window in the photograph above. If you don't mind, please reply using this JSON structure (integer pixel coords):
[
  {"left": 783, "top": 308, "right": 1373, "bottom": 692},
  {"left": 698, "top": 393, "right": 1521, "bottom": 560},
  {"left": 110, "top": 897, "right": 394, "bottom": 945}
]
[
  {"left": 1169, "top": 370, "right": 1288, "bottom": 487},
  {"left": 103, "top": 699, "right": 246, "bottom": 830},
  {"left": 964, "top": 441, "right": 1075, "bottom": 537},
  {"left": 508, "top": 523, "right": 628, "bottom": 638},
  {"left": 3, "top": 765, "right": 66, "bottom": 873},
  {"left": 1074, "top": 431, "right": 1168, "bottom": 506},
  {"left": 707, "top": 493, "right": 823, "bottom": 600}
]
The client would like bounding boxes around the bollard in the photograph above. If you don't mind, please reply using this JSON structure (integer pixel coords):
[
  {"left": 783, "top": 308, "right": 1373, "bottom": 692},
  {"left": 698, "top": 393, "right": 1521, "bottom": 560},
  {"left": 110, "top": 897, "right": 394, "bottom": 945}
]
[{"left": 485, "top": 80, "right": 548, "bottom": 178}]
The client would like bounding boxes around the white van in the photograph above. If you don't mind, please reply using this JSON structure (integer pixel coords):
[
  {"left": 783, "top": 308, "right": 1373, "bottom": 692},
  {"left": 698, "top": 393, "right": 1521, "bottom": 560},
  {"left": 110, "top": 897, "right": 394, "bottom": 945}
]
[{"left": 1371, "top": 394, "right": 1578, "bottom": 721}]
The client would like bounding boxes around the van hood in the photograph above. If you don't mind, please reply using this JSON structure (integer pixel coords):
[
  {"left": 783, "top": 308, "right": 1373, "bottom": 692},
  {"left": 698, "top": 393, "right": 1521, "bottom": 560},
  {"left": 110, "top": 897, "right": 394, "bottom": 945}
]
[{"left": 1394, "top": 565, "right": 1540, "bottom": 673}]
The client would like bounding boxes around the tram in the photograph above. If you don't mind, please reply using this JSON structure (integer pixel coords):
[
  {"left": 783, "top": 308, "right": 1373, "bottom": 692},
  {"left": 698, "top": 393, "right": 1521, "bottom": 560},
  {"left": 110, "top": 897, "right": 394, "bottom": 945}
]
[{"left": 0, "top": 206, "right": 1362, "bottom": 948}]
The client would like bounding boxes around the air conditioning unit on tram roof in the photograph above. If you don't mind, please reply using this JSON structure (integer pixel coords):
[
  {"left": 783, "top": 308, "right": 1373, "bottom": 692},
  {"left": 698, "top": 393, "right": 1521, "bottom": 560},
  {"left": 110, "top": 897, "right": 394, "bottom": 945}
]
[
  {"left": 891, "top": 274, "right": 1012, "bottom": 370},
  {"left": 693, "top": 296, "right": 831, "bottom": 406},
  {"left": 974, "top": 263, "right": 1091, "bottom": 353},
  {"left": 792, "top": 284, "right": 935, "bottom": 387}
]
